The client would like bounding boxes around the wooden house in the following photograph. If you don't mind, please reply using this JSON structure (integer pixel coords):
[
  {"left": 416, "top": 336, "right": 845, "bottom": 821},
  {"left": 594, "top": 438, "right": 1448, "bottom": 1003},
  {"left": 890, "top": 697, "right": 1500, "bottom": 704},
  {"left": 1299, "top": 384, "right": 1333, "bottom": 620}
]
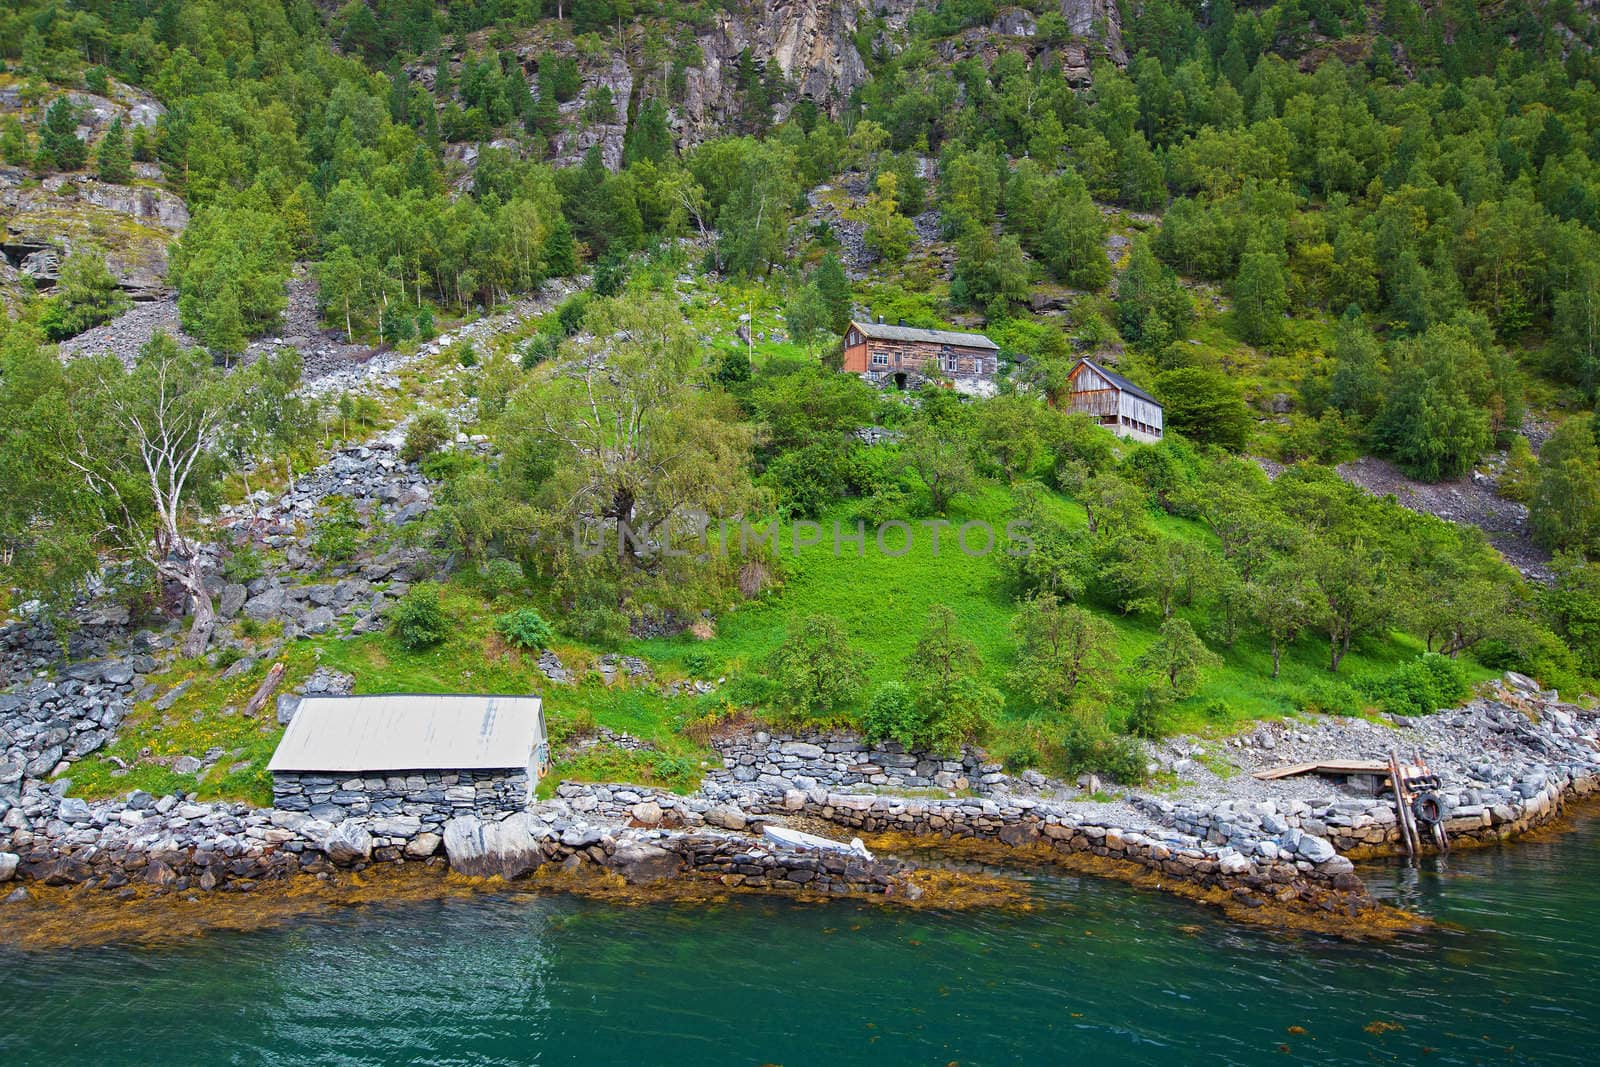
[
  {"left": 1063, "top": 357, "right": 1164, "bottom": 442},
  {"left": 841, "top": 319, "right": 1000, "bottom": 390}
]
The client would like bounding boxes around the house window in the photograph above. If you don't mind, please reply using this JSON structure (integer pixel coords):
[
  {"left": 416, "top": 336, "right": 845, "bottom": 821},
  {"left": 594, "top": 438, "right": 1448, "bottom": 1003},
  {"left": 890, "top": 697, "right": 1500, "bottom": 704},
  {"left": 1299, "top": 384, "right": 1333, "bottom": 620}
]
[
  {"left": 872, "top": 352, "right": 888, "bottom": 367},
  {"left": 848, "top": 330, "right": 859, "bottom": 345}
]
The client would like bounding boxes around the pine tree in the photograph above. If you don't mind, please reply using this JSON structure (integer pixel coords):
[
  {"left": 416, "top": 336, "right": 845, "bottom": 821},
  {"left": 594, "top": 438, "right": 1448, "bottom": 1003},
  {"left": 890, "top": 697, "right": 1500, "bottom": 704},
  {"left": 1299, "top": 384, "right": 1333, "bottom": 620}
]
[
  {"left": 812, "top": 252, "right": 852, "bottom": 333},
  {"left": 37, "top": 98, "right": 86, "bottom": 172},
  {"left": 542, "top": 215, "right": 576, "bottom": 276},
  {"left": 96, "top": 116, "right": 132, "bottom": 183}
]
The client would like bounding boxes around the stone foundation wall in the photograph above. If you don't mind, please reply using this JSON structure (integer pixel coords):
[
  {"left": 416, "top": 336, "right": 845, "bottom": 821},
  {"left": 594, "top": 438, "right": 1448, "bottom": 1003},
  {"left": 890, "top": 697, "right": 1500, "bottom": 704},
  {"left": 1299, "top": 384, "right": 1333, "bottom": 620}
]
[{"left": 271, "top": 769, "right": 531, "bottom": 825}]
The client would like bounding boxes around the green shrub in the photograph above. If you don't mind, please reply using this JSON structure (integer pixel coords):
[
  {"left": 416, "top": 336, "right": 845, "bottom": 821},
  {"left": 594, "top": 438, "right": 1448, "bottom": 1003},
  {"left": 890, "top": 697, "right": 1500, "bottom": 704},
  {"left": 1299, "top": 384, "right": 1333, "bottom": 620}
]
[
  {"left": 1124, "top": 688, "right": 1173, "bottom": 740},
  {"left": 313, "top": 496, "right": 363, "bottom": 563},
  {"left": 1359, "top": 654, "right": 1469, "bottom": 717},
  {"left": 496, "top": 606, "right": 554, "bottom": 650},
  {"left": 1059, "top": 715, "right": 1148, "bottom": 785},
  {"left": 519, "top": 329, "right": 560, "bottom": 369},
  {"left": 1299, "top": 678, "right": 1365, "bottom": 716},
  {"left": 682, "top": 649, "right": 719, "bottom": 677},
  {"left": 222, "top": 543, "right": 265, "bottom": 583},
  {"left": 420, "top": 448, "right": 476, "bottom": 481},
  {"left": 479, "top": 558, "right": 526, "bottom": 598},
  {"left": 861, "top": 681, "right": 917, "bottom": 745},
  {"left": 402, "top": 411, "right": 452, "bottom": 463},
  {"left": 389, "top": 584, "right": 449, "bottom": 650}
]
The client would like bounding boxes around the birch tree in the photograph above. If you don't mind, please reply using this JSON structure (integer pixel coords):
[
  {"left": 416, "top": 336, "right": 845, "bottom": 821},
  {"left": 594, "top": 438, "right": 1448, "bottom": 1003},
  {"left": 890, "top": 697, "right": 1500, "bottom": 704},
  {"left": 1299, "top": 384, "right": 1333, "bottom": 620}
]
[{"left": 38, "top": 335, "right": 288, "bottom": 657}]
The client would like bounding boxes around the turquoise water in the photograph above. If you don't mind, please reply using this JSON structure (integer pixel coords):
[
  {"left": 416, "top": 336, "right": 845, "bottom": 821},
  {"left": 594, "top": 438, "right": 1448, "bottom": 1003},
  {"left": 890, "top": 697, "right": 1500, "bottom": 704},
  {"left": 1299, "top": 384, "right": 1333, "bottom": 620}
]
[{"left": 4, "top": 816, "right": 1599, "bottom": 1066}]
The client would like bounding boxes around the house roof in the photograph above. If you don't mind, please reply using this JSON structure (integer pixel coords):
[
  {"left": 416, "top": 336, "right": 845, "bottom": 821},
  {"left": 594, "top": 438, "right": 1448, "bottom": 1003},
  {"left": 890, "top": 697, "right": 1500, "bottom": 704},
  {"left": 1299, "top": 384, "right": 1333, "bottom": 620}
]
[
  {"left": 1071, "top": 357, "right": 1161, "bottom": 407},
  {"left": 267, "top": 693, "right": 545, "bottom": 774},
  {"left": 849, "top": 320, "right": 1000, "bottom": 351}
]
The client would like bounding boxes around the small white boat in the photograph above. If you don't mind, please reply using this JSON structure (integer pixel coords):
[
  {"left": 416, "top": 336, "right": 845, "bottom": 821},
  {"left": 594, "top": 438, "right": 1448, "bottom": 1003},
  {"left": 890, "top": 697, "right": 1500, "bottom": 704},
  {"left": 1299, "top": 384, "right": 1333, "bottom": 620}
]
[{"left": 762, "top": 825, "right": 874, "bottom": 861}]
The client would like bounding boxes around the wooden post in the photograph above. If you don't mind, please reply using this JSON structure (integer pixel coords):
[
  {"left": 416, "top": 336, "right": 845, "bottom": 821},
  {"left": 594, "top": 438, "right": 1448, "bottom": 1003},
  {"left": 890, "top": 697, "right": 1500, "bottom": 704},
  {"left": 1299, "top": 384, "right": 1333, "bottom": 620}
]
[
  {"left": 1389, "top": 748, "right": 1420, "bottom": 860},
  {"left": 243, "top": 662, "right": 286, "bottom": 719}
]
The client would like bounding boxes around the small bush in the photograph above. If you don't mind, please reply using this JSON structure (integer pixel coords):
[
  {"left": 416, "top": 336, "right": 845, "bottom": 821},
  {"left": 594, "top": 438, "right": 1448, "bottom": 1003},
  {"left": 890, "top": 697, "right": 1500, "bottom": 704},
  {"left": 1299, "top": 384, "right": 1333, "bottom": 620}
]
[
  {"left": 222, "top": 544, "right": 265, "bottom": 583},
  {"left": 403, "top": 411, "right": 452, "bottom": 463},
  {"left": 389, "top": 585, "right": 449, "bottom": 650},
  {"left": 861, "top": 681, "right": 917, "bottom": 745},
  {"left": 519, "top": 330, "right": 560, "bottom": 369},
  {"left": 479, "top": 558, "right": 526, "bottom": 598},
  {"left": 1059, "top": 715, "right": 1148, "bottom": 784},
  {"left": 1299, "top": 678, "right": 1365, "bottom": 716},
  {"left": 681, "top": 649, "right": 719, "bottom": 677},
  {"left": 1359, "top": 654, "right": 1469, "bottom": 718},
  {"left": 420, "top": 449, "right": 476, "bottom": 481},
  {"left": 1124, "top": 688, "right": 1173, "bottom": 740},
  {"left": 313, "top": 496, "right": 363, "bottom": 563},
  {"left": 556, "top": 293, "right": 589, "bottom": 335},
  {"left": 213, "top": 646, "right": 244, "bottom": 670},
  {"left": 496, "top": 606, "right": 554, "bottom": 650}
]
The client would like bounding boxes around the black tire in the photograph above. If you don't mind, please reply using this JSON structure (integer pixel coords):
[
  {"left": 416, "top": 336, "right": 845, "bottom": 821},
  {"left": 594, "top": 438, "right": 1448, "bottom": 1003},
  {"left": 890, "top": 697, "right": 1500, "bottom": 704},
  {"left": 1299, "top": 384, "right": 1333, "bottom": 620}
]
[{"left": 1413, "top": 792, "right": 1444, "bottom": 825}]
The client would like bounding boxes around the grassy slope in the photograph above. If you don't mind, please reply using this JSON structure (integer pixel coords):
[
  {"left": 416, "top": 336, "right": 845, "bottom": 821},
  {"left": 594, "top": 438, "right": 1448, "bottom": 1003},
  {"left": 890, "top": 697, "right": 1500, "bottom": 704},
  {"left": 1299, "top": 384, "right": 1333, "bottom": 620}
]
[
  {"left": 60, "top": 252, "right": 1497, "bottom": 807},
  {"left": 629, "top": 477, "right": 1491, "bottom": 745}
]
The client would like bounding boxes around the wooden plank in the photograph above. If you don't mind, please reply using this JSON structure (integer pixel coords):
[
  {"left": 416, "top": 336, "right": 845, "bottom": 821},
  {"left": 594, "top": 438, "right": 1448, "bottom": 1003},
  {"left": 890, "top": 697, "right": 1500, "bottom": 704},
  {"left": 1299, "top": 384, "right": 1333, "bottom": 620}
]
[
  {"left": 1251, "top": 762, "right": 1318, "bottom": 780},
  {"left": 1251, "top": 759, "right": 1390, "bottom": 780}
]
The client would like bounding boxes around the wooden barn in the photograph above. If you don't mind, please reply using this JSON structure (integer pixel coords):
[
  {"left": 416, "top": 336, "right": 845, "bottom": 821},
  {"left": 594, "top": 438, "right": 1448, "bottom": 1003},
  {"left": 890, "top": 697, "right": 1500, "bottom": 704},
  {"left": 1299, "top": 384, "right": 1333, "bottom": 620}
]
[
  {"left": 1062, "top": 357, "right": 1164, "bottom": 443},
  {"left": 841, "top": 319, "right": 1000, "bottom": 391}
]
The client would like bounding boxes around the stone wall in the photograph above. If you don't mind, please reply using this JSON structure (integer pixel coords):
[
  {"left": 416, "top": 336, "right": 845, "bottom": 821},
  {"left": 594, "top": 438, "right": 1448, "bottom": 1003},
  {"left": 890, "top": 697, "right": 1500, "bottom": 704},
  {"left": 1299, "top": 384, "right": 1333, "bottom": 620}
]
[
  {"left": 707, "top": 730, "right": 992, "bottom": 796},
  {"left": 271, "top": 769, "right": 531, "bottom": 825}
]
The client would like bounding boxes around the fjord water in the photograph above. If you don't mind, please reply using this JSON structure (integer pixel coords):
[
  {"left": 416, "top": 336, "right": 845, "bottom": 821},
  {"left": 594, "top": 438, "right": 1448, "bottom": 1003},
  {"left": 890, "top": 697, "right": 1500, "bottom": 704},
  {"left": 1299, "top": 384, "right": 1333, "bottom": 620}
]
[{"left": 4, "top": 818, "right": 1599, "bottom": 1066}]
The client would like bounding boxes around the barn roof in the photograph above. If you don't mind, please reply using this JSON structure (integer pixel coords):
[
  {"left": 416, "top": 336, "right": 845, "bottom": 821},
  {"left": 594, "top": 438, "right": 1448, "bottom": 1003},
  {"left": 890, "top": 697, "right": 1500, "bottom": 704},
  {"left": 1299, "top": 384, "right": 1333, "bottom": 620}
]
[
  {"left": 1071, "top": 357, "right": 1161, "bottom": 407},
  {"left": 267, "top": 694, "right": 544, "bottom": 774},
  {"left": 849, "top": 320, "right": 1000, "bottom": 351}
]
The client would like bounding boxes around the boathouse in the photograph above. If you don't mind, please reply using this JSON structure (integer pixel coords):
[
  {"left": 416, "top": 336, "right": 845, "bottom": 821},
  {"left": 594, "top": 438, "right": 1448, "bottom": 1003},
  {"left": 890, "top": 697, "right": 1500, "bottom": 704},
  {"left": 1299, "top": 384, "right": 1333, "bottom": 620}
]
[
  {"left": 1062, "top": 357, "right": 1164, "bottom": 443},
  {"left": 268, "top": 693, "right": 549, "bottom": 821},
  {"left": 841, "top": 319, "right": 1000, "bottom": 391}
]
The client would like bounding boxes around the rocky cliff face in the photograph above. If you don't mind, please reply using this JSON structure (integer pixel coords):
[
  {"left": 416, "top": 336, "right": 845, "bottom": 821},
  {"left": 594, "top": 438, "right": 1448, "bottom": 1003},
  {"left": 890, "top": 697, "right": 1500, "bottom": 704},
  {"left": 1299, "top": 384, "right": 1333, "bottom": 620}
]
[
  {"left": 679, "top": 0, "right": 869, "bottom": 139},
  {"left": 0, "top": 79, "right": 178, "bottom": 304},
  {"left": 675, "top": 0, "right": 1125, "bottom": 143}
]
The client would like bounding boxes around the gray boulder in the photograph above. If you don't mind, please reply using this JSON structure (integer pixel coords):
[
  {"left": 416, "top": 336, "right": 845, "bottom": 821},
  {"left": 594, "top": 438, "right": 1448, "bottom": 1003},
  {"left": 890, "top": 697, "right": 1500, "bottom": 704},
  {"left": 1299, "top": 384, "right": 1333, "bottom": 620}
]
[
  {"left": 300, "top": 606, "right": 336, "bottom": 635},
  {"left": 58, "top": 797, "right": 92, "bottom": 822},
  {"left": 0, "top": 852, "right": 18, "bottom": 882},
  {"left": 275, "top": 694, "right": 302, "bottom": 726},
  {"left": 443, "top": 812, "right": 545, "bottom": 879},
  {"left": 404, "top": 832, "right": 442, "bottom": 859},
  {"left": 1297, "top": 834, "right": 1337, "bottom": 864},
  {"left": 242, "top": 588, "right": 288, "bottom": 621},
  {"left": 605, "top": 842, "right": 681, "bottom": 884},
  {"left": 321, "top": 819, "right": 373, "bottom": 866},
  {"left": 218, "top": 584, "right": 248, "bottom": 619}
]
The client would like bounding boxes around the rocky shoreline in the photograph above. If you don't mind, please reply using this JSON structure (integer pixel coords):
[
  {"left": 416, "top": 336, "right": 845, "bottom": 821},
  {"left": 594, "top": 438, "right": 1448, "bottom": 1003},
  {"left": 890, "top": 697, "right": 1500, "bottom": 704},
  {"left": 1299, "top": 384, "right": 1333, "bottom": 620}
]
[{"left": 4, "top": 664, "right": 1596, "bottom": 935}]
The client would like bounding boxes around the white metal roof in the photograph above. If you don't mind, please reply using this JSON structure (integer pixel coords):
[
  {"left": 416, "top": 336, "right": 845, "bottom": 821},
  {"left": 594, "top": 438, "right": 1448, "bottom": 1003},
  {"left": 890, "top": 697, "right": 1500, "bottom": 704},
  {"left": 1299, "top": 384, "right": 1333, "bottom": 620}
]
[
  {"left": 268, "top": 694, "right": 544, "bottom": 774},
  {"left": 850, "top": 320, "right": 1000, "bottom": 351}
]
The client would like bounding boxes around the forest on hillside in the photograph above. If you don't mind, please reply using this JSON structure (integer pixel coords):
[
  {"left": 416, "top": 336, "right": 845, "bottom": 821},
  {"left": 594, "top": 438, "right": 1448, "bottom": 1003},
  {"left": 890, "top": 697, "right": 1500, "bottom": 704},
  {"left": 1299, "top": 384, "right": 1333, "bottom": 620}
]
[{"left": 4, "top": 1, "right": 1600, "bottom": 785}]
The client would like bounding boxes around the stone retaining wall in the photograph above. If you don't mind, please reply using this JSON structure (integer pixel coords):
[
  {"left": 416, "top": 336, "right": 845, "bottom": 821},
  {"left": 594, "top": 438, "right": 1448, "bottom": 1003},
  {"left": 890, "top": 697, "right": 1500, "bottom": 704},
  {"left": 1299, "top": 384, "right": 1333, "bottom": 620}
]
[{"left": 707, "top": 730, "right": 992, "bottom": 795}]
